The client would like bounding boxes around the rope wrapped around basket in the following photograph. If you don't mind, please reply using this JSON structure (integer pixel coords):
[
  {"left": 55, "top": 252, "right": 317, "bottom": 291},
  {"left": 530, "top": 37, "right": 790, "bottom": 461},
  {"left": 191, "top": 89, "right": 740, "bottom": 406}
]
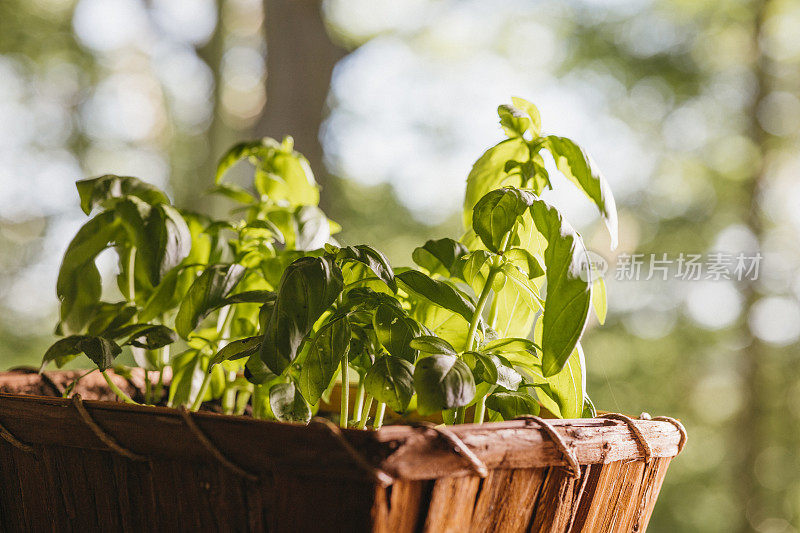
[
  {"left": 514, "top": 415, "right": 581, "bottom": 477},
  {"left": 409, "top": 421, "right": 489, "bottom": 478},
  {"left": 179, "top": 408, "right": 259, "bottom": 481},
  {"left": 310, "top": 417, "right": 395, "bottom": 487},
  {"left": 0, "top": 420, "right": 36, "bottom": 455},
  {"left": 71, "top": 395, "right": 147, "bottom": 461},
  {"left": 640, "top": 413, "right": 688, "bottom": 453},
  {"left": 597, "top": 413, "right": 653, "bottom": 462}
]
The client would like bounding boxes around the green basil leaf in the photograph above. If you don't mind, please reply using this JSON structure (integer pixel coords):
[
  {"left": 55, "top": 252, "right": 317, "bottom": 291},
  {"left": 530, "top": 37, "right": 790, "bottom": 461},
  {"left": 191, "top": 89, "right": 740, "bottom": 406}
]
[
  {"left": 117, "top": 324, "right": 177, "bottom": 350},
  {"left": 397, "top": 270, "right": 476, "bottom": 324},
  {"left": 463, "top": 138, "right": 529, "bottom": 228},
  {"left": 530, "top": 199, "right": 592, "bottom": 377},
  {"left": 412, "top": 301, "right": 471, "bottom": 353},
  {"left": 210, "top": 336, "right": 262, "bottom": 368},
  {"left": 258, "top": 140, "right": 320, "bottom": 206},
  {"left": 76, "top": 175, "right": 170, "bottom": 215},
  {"left": 269, "top": 382, "right": 311, "bottom": 423},
  {"left": 486, "top": 391, "right": 539, "bottom": 420},
  {"left": 510, "top": 97, "right": 542, "bottom": 137},
  {"left": 466, "top": 351, "right": 522, "bottom": 391},
  {"left": 244, "top": 353, "right": 277, "bottom": 385},
  {"left": 167, "top": 349, "right": 204, "bottom": 407},
  {"left": 458, "top": 250, "right": 494, "bottom": 295},
  {"left": 501, "top": 263, "right": 542, "bottom": 312},
  {"left": 175, "top": 264, "right": 246, "bottom": 338},
  {"left": 503, "top": 248, "right": 544, "bottom": 279},
  {"left": 409, "top": 335, "right": 457, "bottom": 356},
  {"left": 536, "top": 343, "right": 585, "bottom": 419},
  {"left": 215, "top": 140, "right": 271, "bottom": 183},
  {"left": 57, "top": 211, "right": 120, "bottom": 335},
  {"left": 298, "top": 316, "right": 351, "bottom": 404},
  {"left": 260, "top": 256, "right": 343, "bottom": 374},
  {"left": 336, "top": 244, "right": 396, "bottom": 292},
  {"left": 492, "top": 278, "right": 537, "bottom": 339},
  {"left": 209, "top": 183, "right": 257, "bottom": 204},
  {"left": 483, "top": 337, "right": 539, "bottom": 356},
  {"left": 413, "top": 354, "right": 476, "bottom": 415},
  {"left": 85, "top": 302, "right": 137, "bottom": 337},
  {"left": 472, "top": 187, "right": 536, "bottom": 252},
  {"left": 543, "top": 136, "right": 618, "bottom": 248},
  {"left": 411, "top": 238, "right": 468, "bottom": 278},
  {"left": 373, "top": 304, "right": 421, "bottom": 363},
  {"left": 498, "top": 104, "right": 531, "bottom": 138},
  {"left": 42, "top": 335, "right": 90, "bottom": 368},
  {"left": 79, "top": 336, "right": 122, "bottom": 370},
  {"left": 364, "top": 354, "right": 415, "bottom": 413}
]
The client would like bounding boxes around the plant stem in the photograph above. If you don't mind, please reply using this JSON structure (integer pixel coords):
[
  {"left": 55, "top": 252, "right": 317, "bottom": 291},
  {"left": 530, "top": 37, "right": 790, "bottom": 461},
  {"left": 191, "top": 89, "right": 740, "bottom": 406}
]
[
  {"left": 358, "top": 395, "right": 374, "bottom": 429},
  {"left": 473, "top": 386, "right": 495, "bottom": 424},
  {"left": 457, "top": 231, "right": 512, "bottom": 424},
  {"left": 144, "top": 371, "right": 152, "bottom": 404},
  {"left": 222, "top": 371, "right": 237, "bottom": 414},
  {"left": 101, "top": 371, "right": 140, "bottom": 405},
  {"left": 190, "top": 370, "right": 213, "bottom": 412},
  {"left": 127, "top": 246, "right": 137, "bottom": 303},
  {"left": 353, "top": 379, "right": 365, "bottom": 422},
  {"left": 340, "top": 352, "right": 350, "bottom": 428},
  {"left": 234, "top": 390, "right": 251, "bottom": 415},
  {"left": 373, "top": 403, "right": 386, "bottom": 430}
]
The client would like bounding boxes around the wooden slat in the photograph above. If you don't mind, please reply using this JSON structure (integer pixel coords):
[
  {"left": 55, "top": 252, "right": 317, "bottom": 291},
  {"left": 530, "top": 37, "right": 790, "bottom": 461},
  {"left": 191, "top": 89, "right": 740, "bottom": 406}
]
[
  {"left": 529, "top": 467, "right": 582, "bottom": 532},
  {"left": 422, "top": 476, "right": 482, "bottom": 532},
  {"left": 470, "top": 468, "right": 546, "bottom": 533},
  {"left": 372, "top": 480, "right": 428, "bottom": 533}
]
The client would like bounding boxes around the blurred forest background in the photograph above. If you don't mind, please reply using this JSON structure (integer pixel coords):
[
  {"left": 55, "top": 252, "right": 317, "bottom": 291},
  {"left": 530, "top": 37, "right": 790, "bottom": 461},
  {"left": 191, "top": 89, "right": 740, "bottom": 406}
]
[{"left": 1, "top": 0, "right": 799, "bottom": 530}]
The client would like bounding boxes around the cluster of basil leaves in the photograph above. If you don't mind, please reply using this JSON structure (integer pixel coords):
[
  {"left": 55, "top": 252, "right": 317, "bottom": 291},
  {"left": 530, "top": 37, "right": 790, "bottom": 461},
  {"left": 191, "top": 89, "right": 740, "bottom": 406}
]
[{"left": 43, "top": 98, "right": 616, "bottom": 427}]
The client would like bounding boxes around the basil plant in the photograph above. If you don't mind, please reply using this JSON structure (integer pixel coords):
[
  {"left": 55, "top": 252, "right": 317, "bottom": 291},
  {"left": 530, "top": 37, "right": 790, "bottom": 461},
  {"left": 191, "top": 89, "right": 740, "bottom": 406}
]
[{"left": 43, "top": 98, "right": 616, "bottom": 428}]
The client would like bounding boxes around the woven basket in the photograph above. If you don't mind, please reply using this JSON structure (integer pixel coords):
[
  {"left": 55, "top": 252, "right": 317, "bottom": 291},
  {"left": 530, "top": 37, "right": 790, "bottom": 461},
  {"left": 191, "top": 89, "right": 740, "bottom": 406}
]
[{"left": 0, "top": 372, "right": 684, "bottom": 532}]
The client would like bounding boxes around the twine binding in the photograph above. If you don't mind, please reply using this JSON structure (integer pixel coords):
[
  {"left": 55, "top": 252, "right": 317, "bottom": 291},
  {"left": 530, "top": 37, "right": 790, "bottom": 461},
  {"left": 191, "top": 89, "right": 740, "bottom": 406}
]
[
  {"left": 311, "top": 417, "right": 394, "bottom": 487},
  {"left": 648, "top": 415, "right": 687, "bottom": 453},
  {"left": 72, "top": 395, "right": 146, "bottom": 461},
  {"left": 0, "top": 420, "right": 36, "bottom": 454},
  {"left": 597, "top": 413, "right": 653, "bottom": 462},
  {"left": 179, "top": 408, "right": 258, "bottom": 481},
  {"left": 515, "top": 415, "right": 580, "bottom": 477},
  {"left": 412, "top": 421, "right": 488, "bottom": 478}
]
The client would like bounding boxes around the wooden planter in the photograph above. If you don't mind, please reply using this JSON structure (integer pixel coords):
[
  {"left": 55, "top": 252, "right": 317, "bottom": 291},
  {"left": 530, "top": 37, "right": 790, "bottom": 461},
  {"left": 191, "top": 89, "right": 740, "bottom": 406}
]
[{"left": 0, "top": 372, "right": 685, "bottom": 532}]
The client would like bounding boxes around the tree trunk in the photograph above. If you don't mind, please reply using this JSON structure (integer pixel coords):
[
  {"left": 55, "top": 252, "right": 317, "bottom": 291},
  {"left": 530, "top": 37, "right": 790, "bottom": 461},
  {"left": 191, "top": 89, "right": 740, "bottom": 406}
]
[{"left": 258, "top": 0, "right": 345, "bottom": 210}]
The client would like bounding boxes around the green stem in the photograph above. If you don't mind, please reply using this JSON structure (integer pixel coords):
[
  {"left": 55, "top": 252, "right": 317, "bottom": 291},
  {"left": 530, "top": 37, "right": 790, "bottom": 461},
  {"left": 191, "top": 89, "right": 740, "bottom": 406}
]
[
  {"left": 353, "top": 379, "right": 365, "bottom": 422},
  {"left": 340, "top": 352, "right": 350, "bottom": 428},
  {"left": 373, "top": 403, "right": 386, "bottom": 430},
  {"left": 144, "top": 371, "right": 152, "bottom": 405},
  {"left": 190, "top": 370, "right": 213, "bottom": 412},
  {"left": 473, "top": 386, "right": 495, "bottom": 424},
  {"left": 457, "top": 231, "right": 513, "bottom": 424},
  {"left": 102, "top": 371, "right": 140, "bottom": 405},
  {"left": 358, "top": 395, "right": 374, "bottom": 429},
  {"left": 222, "top": 370, "right": 237, "bottom": 414},
  {"left": 235, "top": 390, "right": 252, "bottom": 415},
  {"left": 127, "top": 246, "right": 137, "bottom": 303}
]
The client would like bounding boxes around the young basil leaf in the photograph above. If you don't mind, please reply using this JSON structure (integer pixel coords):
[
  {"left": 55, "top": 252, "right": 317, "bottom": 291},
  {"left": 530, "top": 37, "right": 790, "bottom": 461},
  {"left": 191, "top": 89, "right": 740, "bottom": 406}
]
[
  {"left": 115, "top": 324, "right": 177, "bottom": 350},
  {"left": 467, "top": 351, "right": 522, "bottom": 391},
  {"left": 215, "top": 140, "right": 271, "bottom": 183},
  {"left": 42, "top": 335, "right": 91, "bottom": 368},
  {"left": 463, "top": 138, "right": 529, "bottom": 228},
  {"left": 411, "top": 238, "right": 468, "bottom": 278},
  {"left": 79, "top": 337, "right": 122, "bottom": 371},
  {"left": 364, "top": 354, "right": 415, "bottom": 413},
  {"left": 260, "top": 256, "right": 343, "bottom": 374},
  {"left": 258, "top": 140, "right": 320, "bottom": 206},
  {"left": 397, "top": 270, "right": 476, "bottom": 324},
  {"left": 486, "top": 391, "right": 540, "bottom": 420},
  {"left": 492, "top": 279, "right": 537, "bottom": 339},
  {"left": 373, "top": 304, "right": 420, "bottom": 363},
  {"left": 498, "top": 104, "right": 531, "bottom": 138},
  {"left": 175, "top": 264, "right": 246, "bottom": 339},
  {"left": 210, "top": 336, "right": 262, "bottom": 368},
  {"left": 483, "top": 337, "right": 539, "bottom": 356},
  {"left": 530, "top": 199, "right": 592, "bottom": 377},
  {"left": 582, "top": 395, "right": 597, "bottom": 418},
  {"left": 85, "top": 302, "right": 137, "bottom": 337},
  {"left": 76, "top": 175, "right": 170, "bottom": 215},
  {"left": 336, "top": 245, "right": 397, "bottom": 292},
  {"left": 57, "top": 211, "right": 120, "bottom": 335},
  {"left": 536, "top": 343, "right": 585, "bottom": 419},
  {"left": 269, "top": 382, "right": 311, "bottom": 423},
  {"left": 413, "top": 354, "right": 476, "bottom": 415},
  {"left": 500, "top": 263, "right": 542, "bottom": 312},
  {"left": 510, "top": 97, "right": 542, "bottom": 137},
  {"left": 298, "top": 315, "right": 351, "bottom": 404},
  {"left": 503, "top": 248, "right": 544, "bottom": 279},
  {"left": 458, "top": 250, "right": 494, "bottom": 295},
  {"left": 413, "top": 300, "right": 471, "bottom": 353},
  {"left": 209, "top": 183, "right": 257, "bottom": 205},
  {"left": 543, "top": 136, "right": 618, "bottom": 248},
  {"left": 472, "top": 187, "right": 536, "bottom": 252},
  {"left": 409, "top": 335, "right": 457, "bottom": 356}
]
